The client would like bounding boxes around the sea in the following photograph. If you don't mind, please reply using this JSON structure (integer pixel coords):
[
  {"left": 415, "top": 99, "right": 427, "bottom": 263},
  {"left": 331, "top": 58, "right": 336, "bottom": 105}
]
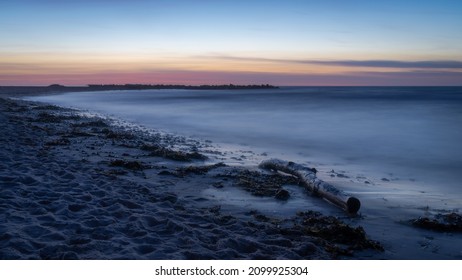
[{"left": 27, "top": 87, "right": 462, "bottom": 210}]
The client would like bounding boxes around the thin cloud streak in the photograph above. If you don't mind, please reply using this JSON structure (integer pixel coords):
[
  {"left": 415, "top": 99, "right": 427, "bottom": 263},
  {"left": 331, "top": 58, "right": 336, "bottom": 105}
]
[
  {"left": 306, "top": 60, "right": 462, "bottom": 69},
  {"left": 211, "top": 56, "right": 462, "bottom": 69}
]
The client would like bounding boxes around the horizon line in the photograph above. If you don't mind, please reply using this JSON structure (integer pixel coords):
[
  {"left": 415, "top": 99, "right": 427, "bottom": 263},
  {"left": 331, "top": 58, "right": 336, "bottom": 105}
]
[{"left": 2, "top": 84, "right": 462, "bottom": 88}]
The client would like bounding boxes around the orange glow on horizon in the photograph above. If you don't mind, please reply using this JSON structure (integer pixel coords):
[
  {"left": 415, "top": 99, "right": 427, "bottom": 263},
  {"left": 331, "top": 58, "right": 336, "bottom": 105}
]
[{"left": 1, "top": 52, "right": 462, "bottom": 86}]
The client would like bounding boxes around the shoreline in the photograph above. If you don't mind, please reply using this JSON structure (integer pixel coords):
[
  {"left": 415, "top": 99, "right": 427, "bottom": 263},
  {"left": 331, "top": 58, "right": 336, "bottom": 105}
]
[
  {"left": 1, "top": 91, "right": 461, "bottom": 259},
  {"left": 0, "top": 95, "right": 384, "bottom": 259}
]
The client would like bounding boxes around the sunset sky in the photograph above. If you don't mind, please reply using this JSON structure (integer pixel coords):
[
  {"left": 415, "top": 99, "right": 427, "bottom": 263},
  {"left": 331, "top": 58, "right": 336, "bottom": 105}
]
[{"left": 1, "top": 0, "right": 462, "bottom": 86}]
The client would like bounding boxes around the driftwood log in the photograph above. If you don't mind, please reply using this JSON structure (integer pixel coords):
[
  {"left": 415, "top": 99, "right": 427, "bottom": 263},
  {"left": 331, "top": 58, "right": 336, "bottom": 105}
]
[{"left": 259, "top": 159, "right": 361, "bottom": 214}]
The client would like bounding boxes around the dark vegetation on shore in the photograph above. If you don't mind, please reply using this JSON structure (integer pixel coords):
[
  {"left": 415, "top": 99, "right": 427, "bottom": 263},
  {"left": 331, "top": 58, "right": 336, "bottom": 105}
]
[
  {"left": 87, "top": 83, "right": 278, "bottom": 90},
  {"left": 411, "top": 213, "right": 462, "bottom": 232}
]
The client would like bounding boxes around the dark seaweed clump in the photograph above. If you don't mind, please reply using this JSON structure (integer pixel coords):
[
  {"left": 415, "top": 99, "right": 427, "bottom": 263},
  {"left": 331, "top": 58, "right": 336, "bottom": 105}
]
[
  {"left": 109, "top": 159, "right": 150, "bottom": 171},
  {"left": 72, "top": 120, "right": 109, "bottom": 128},
  {"left": 102, "top": 128, "right": 135, "bottom": 140},
  {"left": 282, "top": 211, "right": 384, "bottom": 257},
  {"left": 175, "top": 163, "right": 226, "bottom": 176},
  {"left": 35, "top": 112, "right": 81, "bottom": 123},
  {"left": 412, "top": 213, "right": 462, "bottom": 232},
  {"left": 232, "top": 170, "right": 299, "bottom": 199},
  {"left": 141, "top": 144, "right": 207, "bottom": 162}
]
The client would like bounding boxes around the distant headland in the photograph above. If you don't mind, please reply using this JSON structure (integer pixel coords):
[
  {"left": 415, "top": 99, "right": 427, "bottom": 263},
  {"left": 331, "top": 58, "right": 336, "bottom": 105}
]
[
  {"left": 86, "top": 83, "right": 278, "bottom": 90},
  {"left": 0, "top": 83, "right": 278, "bottom": 96}
]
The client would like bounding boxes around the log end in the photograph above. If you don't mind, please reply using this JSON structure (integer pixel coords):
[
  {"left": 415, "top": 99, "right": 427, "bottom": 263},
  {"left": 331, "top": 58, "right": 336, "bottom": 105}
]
[{"left": 346, "top": 197, "right": 361, "bottom": 214}]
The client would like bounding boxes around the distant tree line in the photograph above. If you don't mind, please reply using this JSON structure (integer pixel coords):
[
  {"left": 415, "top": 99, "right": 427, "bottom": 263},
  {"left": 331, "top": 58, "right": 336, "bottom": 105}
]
[
  {"left": 86, "top": 83, "right": 278, "bottom": 90},
  {"left": 0, "top": 83, "right": 279, "bottom": 95}
]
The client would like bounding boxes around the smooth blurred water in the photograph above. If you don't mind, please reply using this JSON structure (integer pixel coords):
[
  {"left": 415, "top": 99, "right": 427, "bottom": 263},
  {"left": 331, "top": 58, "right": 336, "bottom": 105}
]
[{"left": 27, "top": 87, "right": 462, "bottom": 198}]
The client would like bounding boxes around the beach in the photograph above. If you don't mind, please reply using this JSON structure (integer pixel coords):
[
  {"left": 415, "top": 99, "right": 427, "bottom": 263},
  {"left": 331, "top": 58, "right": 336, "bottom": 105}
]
[{"left": 1, "top": 88, "right": 461, "bottom": 259}]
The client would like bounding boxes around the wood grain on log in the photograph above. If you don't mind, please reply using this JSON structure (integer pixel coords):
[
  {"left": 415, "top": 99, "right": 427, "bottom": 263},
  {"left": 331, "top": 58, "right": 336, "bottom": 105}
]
[{"left": 259, "top": 159, "right": 361, "bottom": 214}]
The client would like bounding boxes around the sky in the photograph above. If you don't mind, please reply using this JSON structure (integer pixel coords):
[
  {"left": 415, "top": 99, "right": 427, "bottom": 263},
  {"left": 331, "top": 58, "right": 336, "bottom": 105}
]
[{"left": 1, "top": 0, "right": 462, "bottom": 86}]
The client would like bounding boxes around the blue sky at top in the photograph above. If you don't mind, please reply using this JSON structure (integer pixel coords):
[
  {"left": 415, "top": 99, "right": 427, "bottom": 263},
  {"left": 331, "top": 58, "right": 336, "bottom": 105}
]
[{"left": 1, "top": 0, "right": 461, "bottom": 85}]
